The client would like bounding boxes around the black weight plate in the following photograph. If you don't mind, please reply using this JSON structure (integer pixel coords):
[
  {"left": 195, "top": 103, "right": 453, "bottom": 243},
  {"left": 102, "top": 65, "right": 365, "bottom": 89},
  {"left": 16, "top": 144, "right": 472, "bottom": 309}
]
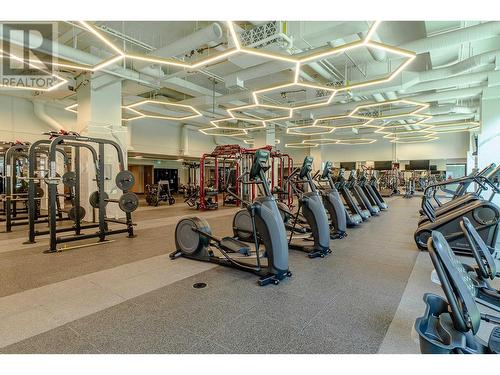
[
  {"left": 68, "top": 205, "right": 86, "bottom": 221},
  {"left": 89, "top": 190, "right": 109, "bottom": 208},
  {"left": 62, "top": 171, "right": 77, "bottom": 187},
  {"left": 116, "top": 170, "right": 135, "bottom": 191},
  {"left": 36, "top": 186, "right": 44, "bottom": 198},
  {"left": 118, "top": 192, "right": 139, "bottom": 213}
]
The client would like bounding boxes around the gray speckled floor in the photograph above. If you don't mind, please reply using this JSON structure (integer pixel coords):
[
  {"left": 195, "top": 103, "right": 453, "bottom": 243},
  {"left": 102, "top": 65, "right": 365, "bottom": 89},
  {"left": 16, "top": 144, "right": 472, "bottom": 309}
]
[{"left": 1, "top": 197, "right": 422, "bottom": 354}]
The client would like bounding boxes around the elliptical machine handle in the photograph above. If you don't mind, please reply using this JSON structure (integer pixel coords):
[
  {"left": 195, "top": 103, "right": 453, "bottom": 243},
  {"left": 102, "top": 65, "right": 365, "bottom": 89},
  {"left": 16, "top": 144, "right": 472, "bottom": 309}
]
[{"left": 237, "top": 171, "right": 250, "bottom": 182}]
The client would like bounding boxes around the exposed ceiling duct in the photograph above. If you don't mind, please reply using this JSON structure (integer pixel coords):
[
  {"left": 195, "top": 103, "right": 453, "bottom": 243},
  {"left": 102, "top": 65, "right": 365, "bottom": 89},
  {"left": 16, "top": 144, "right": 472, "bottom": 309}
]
[
  {"left": 135, "top": 22, "right": 224, "bottom": 77},
  {"left": 425, "top": 105, "right": 477, "bottom": 115},
  {"left": 417, "top": 49, "right": 500, "bottom": 82},
  {"left": 399, "top": 21, "right": 500, "bottom": 54},
  {"left": 32, "top": 101, "right": 65, "bottom": 131}
]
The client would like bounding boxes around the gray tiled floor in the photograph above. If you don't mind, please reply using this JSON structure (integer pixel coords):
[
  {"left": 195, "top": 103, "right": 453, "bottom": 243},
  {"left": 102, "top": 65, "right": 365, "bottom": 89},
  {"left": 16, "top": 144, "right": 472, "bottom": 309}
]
[{"left": 1, "top": 197, "right": 423, "bottom": 354}]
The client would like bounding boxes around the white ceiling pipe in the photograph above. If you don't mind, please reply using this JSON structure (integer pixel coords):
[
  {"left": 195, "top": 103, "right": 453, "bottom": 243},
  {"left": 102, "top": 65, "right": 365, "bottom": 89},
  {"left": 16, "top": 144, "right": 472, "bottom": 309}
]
[
  {"left": 418, "top": 49, "right": 500, "bottom": 82},
  {"left": 134, "top": 23, "right": 223, "bottom": 72},
  {"left": 403, "top": 71, "right": 490, "bottom": 94},
  {"left": 306, "top": 61, "right": 337, "bottom": 81},
  {"left": 32, "top": 101, "right": 64, "bottom": 131},
  {"left": 425, "top": 105, "right": 477, "bottom": 115},
  {"left": 289, "top": 21, "right": 369, "bottom": 47},
  {"left": 348, "top": 64, "right": 497, "bottom": 100},
  {"left": 400, "top": 86, "right": 484, "bottom": 103},
  {"left": 385, "top": 91, "right": 399, "bottom": 100},
  {"left": 224, "top": 60, "right": 294, "bottom": 86},
  {"left": 425, "top": 113, "right": 476, "bottom": 122},
  {"left": 399, "top": 21, "right": 500, "bottom": 54}
]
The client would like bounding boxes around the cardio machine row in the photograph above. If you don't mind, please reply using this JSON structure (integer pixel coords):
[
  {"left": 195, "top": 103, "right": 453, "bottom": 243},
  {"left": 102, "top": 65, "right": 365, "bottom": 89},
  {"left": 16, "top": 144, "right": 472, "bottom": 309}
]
[{"left": 170, "top": 150, "right": 389, "bottom": 286}]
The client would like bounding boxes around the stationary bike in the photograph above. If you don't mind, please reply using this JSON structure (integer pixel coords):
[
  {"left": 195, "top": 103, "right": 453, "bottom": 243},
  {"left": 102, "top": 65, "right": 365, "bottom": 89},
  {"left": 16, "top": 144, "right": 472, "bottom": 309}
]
[{"left": 171, "top": 150, "right": 291, "bottom": 286}]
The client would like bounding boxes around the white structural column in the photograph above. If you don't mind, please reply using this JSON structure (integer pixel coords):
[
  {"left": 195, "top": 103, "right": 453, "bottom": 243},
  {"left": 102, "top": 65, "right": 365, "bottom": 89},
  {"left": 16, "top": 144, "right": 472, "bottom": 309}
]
[
  {"left": 253, "top": 124, "right": 276, "bottom": 149},
  {"left": 309, "top": 145, "right": 323, "bottom": 172},
  {"left": 76, "top": 75, "right": 127, "bottom": 218},
  {"left": 479, "top": 84, "right": 500, "bottom": 206}
]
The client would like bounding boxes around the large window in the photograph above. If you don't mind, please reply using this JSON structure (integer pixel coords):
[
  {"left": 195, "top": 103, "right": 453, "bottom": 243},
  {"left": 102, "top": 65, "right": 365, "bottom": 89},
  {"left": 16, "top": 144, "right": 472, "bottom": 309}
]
[{"left": 446, "top": 163, "right": 466, "bottom": 179}]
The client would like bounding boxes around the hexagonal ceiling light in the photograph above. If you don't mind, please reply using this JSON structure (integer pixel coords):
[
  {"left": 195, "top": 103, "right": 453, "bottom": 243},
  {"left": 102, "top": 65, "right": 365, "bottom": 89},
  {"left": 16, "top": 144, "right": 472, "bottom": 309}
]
[
  {"left": 210, "top": 117, "right": 266, "bottom": 130},
  {"left": 373, "top": 113, "right": 434, "bottom": 134},
  {"left": 246, "top": 21, "right": 415, "bottom": 113},
  {"left": 242, "top": 138, "right": 281, "bottom": 145},
  {"left": 252, "top": 81, "right": 338, "bottom": 111},
  {"left": 225, "top": 103, "right": 293, "bottom": 122},
  {"left": 312, "top": 115, "right": 378, "bottom": 130},
  {"left": 199, "top": 127, "right": 248, "bottom": 136},
  {"left": 389, "top": 136, "right": 439, "bottom": 144},
  {"left": 286, "top": 123, "right": 336, "bottom": 136},
  {"left": 302, "top": 137, "right": 377, "bottom": 145},
  {"left": 428, "top": 120, "right": 480, "bottom": 134},
  {"left": 382, "top": 129, "right": 436, "bottom": 139},
  {"left": 234, "top": 21, "right": 415, "bottom": 94},
  {"left": 125, "top": 99, "right": 202, "bottom": 121},
  {"left": 65, "top": 103, "right": 147, "bottom": 122},
  {"left": 296, "top": 24, "right": 416, "bottom": 94},
  {"left": 349, "top": 99, "right": 429, "bottom": 120},
  {"left": 285, "top": 142, "right": 319, "bottom": 149}
]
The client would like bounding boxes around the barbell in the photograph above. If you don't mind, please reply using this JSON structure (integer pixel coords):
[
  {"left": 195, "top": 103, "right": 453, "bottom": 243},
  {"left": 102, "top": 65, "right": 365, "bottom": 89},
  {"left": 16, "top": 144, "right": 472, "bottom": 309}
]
[{"left": 89, "top": 190, "right": 139, "bottom": 213}]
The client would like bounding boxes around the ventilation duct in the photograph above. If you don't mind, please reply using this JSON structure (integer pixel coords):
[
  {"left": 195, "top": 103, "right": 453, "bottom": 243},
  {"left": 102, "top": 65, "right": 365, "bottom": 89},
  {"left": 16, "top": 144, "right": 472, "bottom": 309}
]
[
  {"left": 135, "top": 23, "right": 224, "bottom": 75},
  {"left": 399, "top": 21, "right": 500, "bottom": 54},
  {"left": 32, "top": 101, "right": 64, "bottom": 131}
]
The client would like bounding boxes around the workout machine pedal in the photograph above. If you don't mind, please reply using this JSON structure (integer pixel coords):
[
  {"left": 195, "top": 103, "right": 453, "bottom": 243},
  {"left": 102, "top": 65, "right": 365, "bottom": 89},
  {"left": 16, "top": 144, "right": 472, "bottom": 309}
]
[{"left": 220, "top": 237, "right": 251, "bottom": 255}]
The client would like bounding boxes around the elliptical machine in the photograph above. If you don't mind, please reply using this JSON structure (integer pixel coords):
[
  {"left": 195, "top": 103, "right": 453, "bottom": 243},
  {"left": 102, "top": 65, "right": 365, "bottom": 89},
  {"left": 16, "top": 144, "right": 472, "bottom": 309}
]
[
  {"left": 414, "top": 231, "right": 500, "bottom": 354},
  {"left": 344, "top": 170, "right": 371, "bottom": 221},
  {"left": 350, "top": 170, "right": 380, "bottom": 216},
  {"left": 171, "top": 150, "right": 291, "bottom": 286},
  {"left": 314, "top": 161, "right": 348, "bottom": 239},
  {"left": 333, "top": 168, "right": 364, "bottom": 226},
  {"left": 358, "top": 169, "right": 387, "bottom": 210},
  {"left": 285, "top": 156, "right": 331, "bottom": 258}
]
